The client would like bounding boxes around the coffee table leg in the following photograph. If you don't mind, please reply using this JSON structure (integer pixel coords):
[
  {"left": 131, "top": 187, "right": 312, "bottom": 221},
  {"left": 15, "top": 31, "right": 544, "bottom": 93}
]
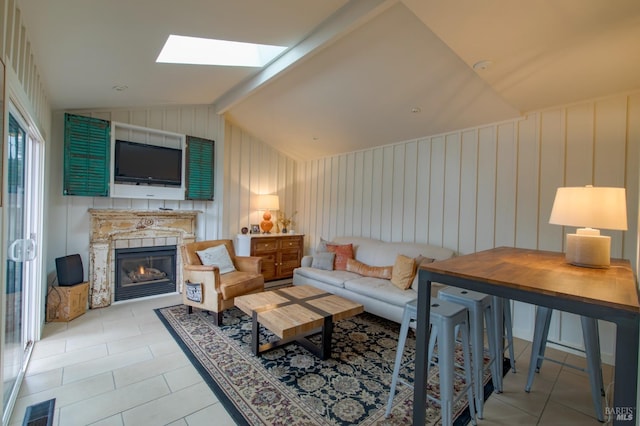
[
  {"left": 321, "top": 315, "right": 333, "bottom": 360},
  {"left": 251, "top": 311, "right": 260, "bottom": 356}
]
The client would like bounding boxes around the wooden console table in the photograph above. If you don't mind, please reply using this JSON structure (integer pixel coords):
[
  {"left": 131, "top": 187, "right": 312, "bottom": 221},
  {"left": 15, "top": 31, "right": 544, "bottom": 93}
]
[
  {"left": 413, "top": 247, "right": 639, "bottom": 426},
  {"left": 235, "top": 234, "right": 304, "bottom": 281}
]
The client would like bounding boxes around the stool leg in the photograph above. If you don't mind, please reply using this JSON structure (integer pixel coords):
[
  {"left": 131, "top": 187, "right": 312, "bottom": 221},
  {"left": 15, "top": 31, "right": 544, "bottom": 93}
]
[
  {"left": 503, "top": 299, "right": 516, "bottom": 372},
  {"left": 385, "top": 307, "right": 413, "bottom": 417},
  {"left": 581, "top": 316, "right": 604, "bottom": 422},
  {"left": 491, "top": 296, "right": 504, "bottom": 393},
  {"left": 460, "top": 320, "right": 477, "bottom": 425},
  {"left": 483, "top": 303, "right": 501, "bottom": 400},
  {"left": 525, "top": 307, "right": 552, "bottom": 392},
  {"left": 439, "top": 320, "right": 455, "bottom": 426},
  {"left": 428, "top": 324, "right": 438, "bottom": 372},
  {"left": 467, "top": 301, "right": 486, "bottom": 418}
]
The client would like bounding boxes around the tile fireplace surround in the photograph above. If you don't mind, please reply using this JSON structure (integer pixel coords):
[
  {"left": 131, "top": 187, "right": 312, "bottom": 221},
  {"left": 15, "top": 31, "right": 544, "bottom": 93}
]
[{"left": 88, "top": 209, "right": 199, "bottom": 308}]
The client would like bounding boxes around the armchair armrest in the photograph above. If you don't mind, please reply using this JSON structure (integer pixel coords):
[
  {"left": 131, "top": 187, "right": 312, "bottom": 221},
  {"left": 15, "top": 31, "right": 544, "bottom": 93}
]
[
  {"left": 183, "top": 264, "right": 222, "bottom": 291},
  {"left": 234, "top": 256, "right": 262, "bottom": 274}
]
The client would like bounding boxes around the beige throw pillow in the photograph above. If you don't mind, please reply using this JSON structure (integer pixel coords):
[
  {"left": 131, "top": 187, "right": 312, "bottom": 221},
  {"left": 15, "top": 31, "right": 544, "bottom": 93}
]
[
  {"left": 391, "top": 254, "right": 417, "bottom": 290},
  {"left": 196, "top": 244, "right": 236, "bottom": 274}
]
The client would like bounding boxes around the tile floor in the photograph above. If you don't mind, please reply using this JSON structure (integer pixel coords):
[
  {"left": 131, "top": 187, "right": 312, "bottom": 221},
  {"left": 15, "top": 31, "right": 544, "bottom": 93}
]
[{"left": 8, "top": 293, "right": 613, "bottom": 425}]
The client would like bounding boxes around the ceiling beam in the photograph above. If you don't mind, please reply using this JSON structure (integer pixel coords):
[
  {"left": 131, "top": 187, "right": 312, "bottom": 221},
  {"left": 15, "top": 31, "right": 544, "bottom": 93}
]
[{"left": 213, "top": 0, "right": 398, "bottom": 114}]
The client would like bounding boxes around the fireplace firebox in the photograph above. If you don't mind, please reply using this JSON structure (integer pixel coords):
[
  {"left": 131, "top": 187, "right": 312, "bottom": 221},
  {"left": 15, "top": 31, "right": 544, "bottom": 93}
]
[{"left": 114, "top": 245, "right": 177, "bottom": 301}]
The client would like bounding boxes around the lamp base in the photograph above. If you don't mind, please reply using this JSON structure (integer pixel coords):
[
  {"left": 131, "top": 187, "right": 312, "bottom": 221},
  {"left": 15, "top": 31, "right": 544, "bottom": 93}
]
[
  {"left": 260, "top": 210, "right": 274, "bottom": 234},
  {"left": 565, "top": 231, "right": 610, "bottom": 268}
]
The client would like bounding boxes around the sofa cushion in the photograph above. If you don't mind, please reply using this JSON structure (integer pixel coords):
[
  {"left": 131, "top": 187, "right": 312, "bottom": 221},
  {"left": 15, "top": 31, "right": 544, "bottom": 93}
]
[
  {"left": 326, "top": 243, "right": 354, "bottom": 271},
  {"left": 330, "top": 237, "right": 454, "bottom": 266},
  {"left": 390, "top": 255, "right": 417, "bottom": 290},
  {"left": 344, "top": 277, "right": 417, "bottom": 307},
  {"left": 311, "top": 252, "right": 335, "bottom": 270},
  {"left": 293, "top": 266, "right": 360, "bottom": 288},
  {"left": 196, "top": 245, "right": 236, "bottom": 274},
  {"left": 346, "top": 258, "right": 393, "bottom": 279}
]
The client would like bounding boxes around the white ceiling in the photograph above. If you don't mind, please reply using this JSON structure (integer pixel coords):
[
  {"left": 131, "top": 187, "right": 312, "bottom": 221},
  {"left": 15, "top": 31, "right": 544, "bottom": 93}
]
[{"left": 18, "top": 0, "right": 640, "bottom": 160}]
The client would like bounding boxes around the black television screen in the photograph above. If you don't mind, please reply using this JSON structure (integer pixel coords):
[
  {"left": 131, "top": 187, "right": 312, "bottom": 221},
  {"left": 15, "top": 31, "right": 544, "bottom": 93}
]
[{"left": 114, "top": 140, "right": 182, "bottom": 186}]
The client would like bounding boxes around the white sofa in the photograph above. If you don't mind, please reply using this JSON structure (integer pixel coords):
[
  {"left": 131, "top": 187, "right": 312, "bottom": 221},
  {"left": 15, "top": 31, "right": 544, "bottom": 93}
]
[{"left": 292, "top": 237, "right": 455, "bottom": 323}]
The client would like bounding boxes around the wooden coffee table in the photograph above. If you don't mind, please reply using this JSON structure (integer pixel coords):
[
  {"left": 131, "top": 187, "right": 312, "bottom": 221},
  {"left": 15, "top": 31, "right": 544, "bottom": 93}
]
[{"left": 234, "top": 285, "right": 364, "bottom": 360}]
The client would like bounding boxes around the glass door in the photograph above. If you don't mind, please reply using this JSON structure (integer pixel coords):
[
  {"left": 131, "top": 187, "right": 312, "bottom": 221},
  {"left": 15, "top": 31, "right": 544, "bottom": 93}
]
[{"left": 2, "top": 110, "right": 41, "bottom": 422}]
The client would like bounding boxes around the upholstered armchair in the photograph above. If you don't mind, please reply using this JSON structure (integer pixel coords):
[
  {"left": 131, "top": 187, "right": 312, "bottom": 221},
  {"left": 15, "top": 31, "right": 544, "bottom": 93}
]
[{"left": 180, "top": 239, "right": 264, "bottom": 325}]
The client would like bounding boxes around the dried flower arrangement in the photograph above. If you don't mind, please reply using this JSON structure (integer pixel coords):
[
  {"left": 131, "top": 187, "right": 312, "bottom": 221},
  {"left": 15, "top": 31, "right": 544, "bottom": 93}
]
[{"left": 277, "top": 211, "right": 297, "bottom": 232}]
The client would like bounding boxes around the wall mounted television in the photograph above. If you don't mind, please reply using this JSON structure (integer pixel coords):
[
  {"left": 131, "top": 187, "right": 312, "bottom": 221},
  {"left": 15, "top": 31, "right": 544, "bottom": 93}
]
[{"left": 114, "top": 140, "right": 182, "bottom": 187}]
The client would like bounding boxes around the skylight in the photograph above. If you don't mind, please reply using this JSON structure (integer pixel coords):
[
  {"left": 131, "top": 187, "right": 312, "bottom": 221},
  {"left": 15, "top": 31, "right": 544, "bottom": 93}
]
[{"left": 156, "top": 35, "right": 287, "bottom": 67}]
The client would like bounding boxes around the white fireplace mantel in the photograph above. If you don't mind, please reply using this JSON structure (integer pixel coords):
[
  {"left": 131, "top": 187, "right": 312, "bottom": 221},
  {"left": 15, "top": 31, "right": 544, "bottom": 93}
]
[{"left": 88, "top": 209, "right": 200, "bottom": 308}]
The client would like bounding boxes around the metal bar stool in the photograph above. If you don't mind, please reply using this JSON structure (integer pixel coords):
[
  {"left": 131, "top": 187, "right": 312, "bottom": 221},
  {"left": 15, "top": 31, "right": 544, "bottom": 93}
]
[
  {"left": 525, "top": 306, "right": 604, "bottom": 422},
  {"left": 437, "top": 287, "right": 501, "bottom": 419},
  {"left": 385, "top": 299, "right": 476, "bottom": 425}
]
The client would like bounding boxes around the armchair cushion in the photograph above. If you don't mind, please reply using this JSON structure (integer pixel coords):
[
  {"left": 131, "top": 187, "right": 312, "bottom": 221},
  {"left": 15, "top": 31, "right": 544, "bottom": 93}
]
[
  {"left": 196, "top": 244, "right": 236, "bottom": 274},
  {"left": 219, "top": 271, "right": 264, "bottom": 300}
]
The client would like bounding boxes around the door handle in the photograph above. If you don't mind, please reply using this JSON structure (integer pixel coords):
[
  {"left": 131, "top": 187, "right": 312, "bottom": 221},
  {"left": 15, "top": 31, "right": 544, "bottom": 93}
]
[{"left": 8, "top": 238, "right": 37, "bottom": 262}]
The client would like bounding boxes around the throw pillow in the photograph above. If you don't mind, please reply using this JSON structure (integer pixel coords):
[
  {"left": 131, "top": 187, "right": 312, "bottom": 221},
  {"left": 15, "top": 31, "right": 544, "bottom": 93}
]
[
  {"left": 316, "top": 237, "right": 334, "bottom": 253},
  {"left": 391, "top": 254, "right": 417, "bottom": 290},
  {"left": 415, "top": 254, "right": 435, "bottom": 267},
  {"left": 196, "top": 244, "right": 236, "bottom": 274},
  {"left": 326, "top": 243, "right": 354, "bottom": 271},
  {"left": 346, "top": 258, "right": 393, "bottom": 279},
  {"left": 312, "top": 252, "right": 336, "bottom": 270}
]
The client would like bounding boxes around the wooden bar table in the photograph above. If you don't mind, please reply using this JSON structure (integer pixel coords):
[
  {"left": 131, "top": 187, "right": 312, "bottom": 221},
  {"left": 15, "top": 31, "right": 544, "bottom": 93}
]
[{"left": 413, "top": 247, "right": 639, "bottom": 425}]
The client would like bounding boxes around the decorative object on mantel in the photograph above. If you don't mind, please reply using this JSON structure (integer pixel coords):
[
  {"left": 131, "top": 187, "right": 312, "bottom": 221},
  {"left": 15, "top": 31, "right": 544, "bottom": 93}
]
[
  {"left": 277, "top": 210, "right": 297, "bottom": 234},
  {"left": 241, "top": 227, "right": 249, "bottom": 235},
  {"left": 250, "top": 224, "right": 260, "bottom": 234},
  {"left": 256, "top": 194, "right": 280, "bottom": 234},
  {"left": 549, "top": 185, "right": 627, "bottom": 268}
]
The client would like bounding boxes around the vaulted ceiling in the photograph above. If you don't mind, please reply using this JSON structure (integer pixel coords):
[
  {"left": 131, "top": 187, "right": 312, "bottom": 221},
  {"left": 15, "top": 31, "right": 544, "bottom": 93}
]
[{"left": 18, "top": 0, "right": 640, "bottom": 160}]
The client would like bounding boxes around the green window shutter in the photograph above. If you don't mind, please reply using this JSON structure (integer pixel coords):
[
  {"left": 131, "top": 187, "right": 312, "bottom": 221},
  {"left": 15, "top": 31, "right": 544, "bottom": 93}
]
[
  {"left": 63, "top": 113, "right": 110, "bottom": 196},
  {"left": 185, "top": 136, "right": 214, "bottom": 200}
]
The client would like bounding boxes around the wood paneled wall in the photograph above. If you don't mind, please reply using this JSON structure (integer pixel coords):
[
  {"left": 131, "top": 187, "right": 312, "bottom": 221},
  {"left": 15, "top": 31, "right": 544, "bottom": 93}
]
[{"left": 297, "top": 92, "right": 640, "bottom": 364}]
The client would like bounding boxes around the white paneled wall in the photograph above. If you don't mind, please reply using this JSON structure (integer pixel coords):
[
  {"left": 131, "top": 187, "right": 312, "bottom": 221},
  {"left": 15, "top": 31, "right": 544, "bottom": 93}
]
[
  {"left": 223, "top": 121, "right": 298, "bottom": 236},
  {"left": 297, "top": 92, "right": 640, "bottom": 364}
]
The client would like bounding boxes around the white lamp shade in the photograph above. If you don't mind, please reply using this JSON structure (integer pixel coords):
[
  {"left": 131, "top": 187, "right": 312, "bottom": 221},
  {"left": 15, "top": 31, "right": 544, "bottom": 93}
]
[
  {"left": 549, "top": 186, "right": 627, "bottom": 231},
  {"left": 256, "top": 194, "right": 280, "bottom": 211}
]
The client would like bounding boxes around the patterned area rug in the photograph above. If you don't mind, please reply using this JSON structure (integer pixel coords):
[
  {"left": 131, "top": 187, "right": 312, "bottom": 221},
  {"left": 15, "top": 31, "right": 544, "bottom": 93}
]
[{"left": 156, "top": 304, "right": 504, "bottom": 425}]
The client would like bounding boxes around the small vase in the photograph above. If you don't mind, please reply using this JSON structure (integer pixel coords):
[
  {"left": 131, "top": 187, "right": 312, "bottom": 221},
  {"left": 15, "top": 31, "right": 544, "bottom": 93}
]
[{"left": 281, "top": 227, "right": 288, "bottom": 234}]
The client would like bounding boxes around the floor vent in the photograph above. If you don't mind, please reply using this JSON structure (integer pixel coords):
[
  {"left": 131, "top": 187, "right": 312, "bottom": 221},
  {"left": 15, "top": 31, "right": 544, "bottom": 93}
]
[{"left": 22, "top": 398, "right": 55, "bottom": 426}]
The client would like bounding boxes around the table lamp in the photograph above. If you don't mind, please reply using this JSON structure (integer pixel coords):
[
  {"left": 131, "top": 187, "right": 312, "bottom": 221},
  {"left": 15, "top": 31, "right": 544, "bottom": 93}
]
[
  {"left": 549, "top": 185, "right": 627, "bottom": 268},
  {"left": 257, "top": 194, "right": 279, "bottom": 234}
]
